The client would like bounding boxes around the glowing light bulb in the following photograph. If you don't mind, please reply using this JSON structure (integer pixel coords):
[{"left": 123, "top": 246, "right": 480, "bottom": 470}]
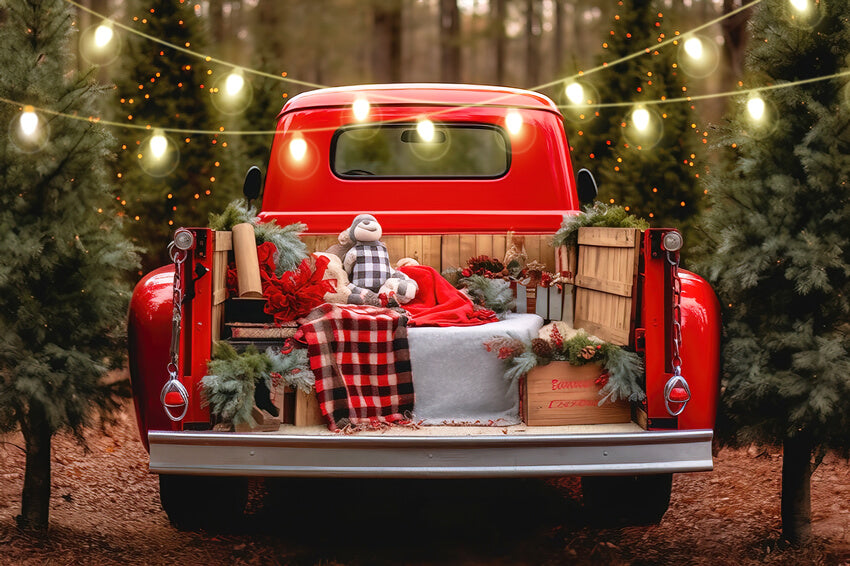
[
  {"left": 565, "top": 82, "right": 585, "bottom": 105},
  {"left": 747, "top": 97, "right": 766, "bottom": 120},
  {"left": 683, "top": 37, "right": 703, "bottom": 60},
  {"left": 224, "top": 72, "right": 244, "bottom": 96},
  {"left": 352, "top": 97, "right": 370, "bottom": 121},
  {"left": 417, "top": 119, "right": 435, "bottom": 142},
  {"left": 19, "top": 106, "right": 39, "bottom": 137},
  {"left": 505, "top": 110, "right": 523, "bottom": 135},
  {"left": 94, "top": 24, "right": 114, "bottom": 48},
  {"left": 789, "top": 0, "right": 808, "bottom": 12},
  {"left": 289, "top": 137, "right": 307, "bottom": 161},
  {"left": 632, "top": 107, "right": 650, "bottom": 131},
  {"left": 149, "top": 132, "right": 168, "bottom": 159}
]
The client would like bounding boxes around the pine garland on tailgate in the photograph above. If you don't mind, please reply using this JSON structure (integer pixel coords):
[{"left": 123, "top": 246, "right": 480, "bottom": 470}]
[
  {"left": 552, "top": 202, "right": 649, "bottom": 249},
  {"left": 201, "top": 342, "right": 314, "bottom": 426},
  {"left": 485, "top": 322, "right": 645, "bottom": 404},
  {"left": 209, "top": 199, "right": 308, "bottom": 273},
  {"left": 460, "top": 274, "right": 516, "bottom": 317}
]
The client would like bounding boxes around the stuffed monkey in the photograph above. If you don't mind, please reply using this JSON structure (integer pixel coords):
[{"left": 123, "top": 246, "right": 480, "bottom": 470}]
[{"left": 343, "top": 214, "right": 418, "bottom": 306}]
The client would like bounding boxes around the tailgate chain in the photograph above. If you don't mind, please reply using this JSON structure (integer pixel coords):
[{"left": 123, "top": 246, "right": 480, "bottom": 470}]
[
  {"left": 664, "top": 246, "right": 691, "bottom": 416},
  {"left": 160, "top": 234, "right": 191, "bottom": 421}
]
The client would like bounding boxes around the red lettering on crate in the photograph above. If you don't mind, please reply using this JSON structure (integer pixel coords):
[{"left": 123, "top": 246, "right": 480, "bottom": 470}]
[
  {"left": 547, "top": 399, "right": 598, "bottom": 409},
  {"left": 551, "top": 379, "right": 594, "bottom": 391}
]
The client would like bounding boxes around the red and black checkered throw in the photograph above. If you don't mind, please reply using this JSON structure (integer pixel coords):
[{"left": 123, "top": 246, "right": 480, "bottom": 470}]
[{"left": 295, "top": 303, "right": 414, "bottom": 431}]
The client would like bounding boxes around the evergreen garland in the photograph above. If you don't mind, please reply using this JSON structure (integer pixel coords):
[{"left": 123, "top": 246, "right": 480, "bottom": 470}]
[
  {"left": 459, "top": 274, "right": 516, "bottom": 317},
  {"left": 266, "top": 347, "right": 315, "bottom": 393},
  {"left": 201, "top": 342, "right": 315, "bottom": 425},
  {"left": 208, "top": 199, "right": 308, "bottom": 273},
  {"left": 486, "top": 326, "right": 645, "bottom": 404},
  {"left": 552, "top": 202, "right": 650, "bottom": 249},
  {"left": 202, "top": 343, "right": 268, "bottom": 426}
]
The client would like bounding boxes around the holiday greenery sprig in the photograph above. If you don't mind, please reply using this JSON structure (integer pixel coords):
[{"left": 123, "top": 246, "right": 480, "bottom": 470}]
[
  {"left": 209, "top": 198, "right": 308, "bottom": 273},
  {"left": 552, "top": 202, "right": 650, "bottom": 249},
  {"left": 201, "top": 342, "right": 314, "bottom": 426},
  {"left": 485, "top": 323, "right": 645, "bottom": 405}
]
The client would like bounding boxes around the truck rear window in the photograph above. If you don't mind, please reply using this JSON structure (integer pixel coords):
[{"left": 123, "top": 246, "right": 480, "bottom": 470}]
[{"left": 331, "top": 123, "right": 510, "bottom": 178}]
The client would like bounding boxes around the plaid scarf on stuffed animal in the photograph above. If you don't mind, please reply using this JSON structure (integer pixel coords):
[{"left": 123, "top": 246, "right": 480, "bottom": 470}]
[{"left": 295, "top": 303, "right": 414, "bottom": 431}]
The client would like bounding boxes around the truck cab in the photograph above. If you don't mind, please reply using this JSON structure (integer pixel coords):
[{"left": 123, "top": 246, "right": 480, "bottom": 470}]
[{"left": 128, "top": 84, "right": 719, "bottom": 529}]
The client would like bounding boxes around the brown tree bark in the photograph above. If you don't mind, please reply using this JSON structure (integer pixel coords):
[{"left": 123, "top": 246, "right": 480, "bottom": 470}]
[
  {"left": 371, "top": 0, "right": 403, "bottom": 83},
  {"left": 17, "top": 400, "right": 52, "bottom": 532},
  {"left": 721, "top": 0, "right": 755, "bottom": 91},
  {"left": 440, "top": 0, "right": 461, "bottom": 83},
  {"left": 524, "top": 0, "right": 540, "bottom": 87},
  {"left": 781, "top": 432, "right": 813, "bottom": 545},
  {"left": 553, "top": 0, "right": 564, "bottom": 75},
  {"left": 492, "top": 0, "right": 507, "bottom": 85}
]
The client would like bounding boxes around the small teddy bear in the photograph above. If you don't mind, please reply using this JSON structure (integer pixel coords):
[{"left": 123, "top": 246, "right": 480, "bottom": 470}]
[{"left": 342, "top": 214, "right": 417, "bottom": 306}]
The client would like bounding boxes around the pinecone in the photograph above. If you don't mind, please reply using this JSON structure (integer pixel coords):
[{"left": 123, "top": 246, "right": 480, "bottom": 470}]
[
  {"left": 531, "top": 338, "right": 554, "bottom": 358},
  {"left": 580, "top": 345, "right": 597, "bottom": 360}
]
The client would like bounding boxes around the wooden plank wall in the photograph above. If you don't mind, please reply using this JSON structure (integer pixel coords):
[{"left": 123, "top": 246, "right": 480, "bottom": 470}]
[
  {"left": 303, "top": 233, "right": 555, "bottom": 273},
  {"left": 572, "top": 227, "right": 641, "bottom": 346}
]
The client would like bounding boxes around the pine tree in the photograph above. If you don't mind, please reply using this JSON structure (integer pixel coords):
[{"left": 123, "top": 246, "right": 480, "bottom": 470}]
[
  {"left": 696, "top": 0, "right": 850, "bottom": 545},
  {"left": 568, "top": 0, "right": 704, "bottom": 244},
  {"left": 0, "top": 0, "right": 139, "bottom": 531},
  {"left": 112, "top": 0, "right": 242, "bottom": 273}
]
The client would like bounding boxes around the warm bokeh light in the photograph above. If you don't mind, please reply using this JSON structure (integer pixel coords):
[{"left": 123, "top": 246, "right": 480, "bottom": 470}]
[
  {"left": 352, "top": 97, "right": 370, "bottom": 121},
  {"left": 789, "top": 0, "right": 808, "bottom": 12},
  {"left": 149, "top": 132, "right": 168, "bottom": 159},
  {"left": 289, "top": 137, "right": 307, "bottom": 161},
  {"left": 747, "top": 96, "right": 766, "bottom": 120},
  {"left": 632, "top": 107, "right": 650, "bottom": 131},
  {"left": 565, "top": 82, "right": 585, "bottom": 105},
  {"left": 224, "top": 72, "right": 244, "bottom": 96},
  {"left": 416, "top": 119, "right": 435, "bottom": 142},
  {"left": 19, "top": 106, "right": 39, "bottom": 137},
  {"left": 683, "top": 37, "right": 703, "bottom": 60},
  {"left": 93, "top": 24, "right": 114, "bottom": 48},
  {"left": 505, "top": 110, "right": 523, "bottom": 135}
]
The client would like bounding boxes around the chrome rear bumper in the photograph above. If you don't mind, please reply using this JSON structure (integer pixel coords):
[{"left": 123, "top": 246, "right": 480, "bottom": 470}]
[{"left": 148, "top": 428, "right": 713, "bottom": 478}]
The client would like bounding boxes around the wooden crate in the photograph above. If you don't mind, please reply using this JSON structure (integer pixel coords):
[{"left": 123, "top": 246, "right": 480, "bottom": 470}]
[
  {"left": 294, "top": 389, "right": 325, "bottom": 427},
  {"left": 211, "top": 230, "right": 233, "bottom": 344},
  {"left": 522, "top": 361, "right": 631, "bottom": 426},
  {"left": 573, "top": 227, "right": 641, "bottom": 345}
]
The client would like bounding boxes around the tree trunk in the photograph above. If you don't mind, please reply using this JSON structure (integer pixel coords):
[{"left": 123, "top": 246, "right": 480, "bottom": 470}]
[
  {"left": 371, "top": 0, "right": 403, "bottom": 83},
  {"left": 781, "top": 432, "right": 813, "bottom": 545},
  {"left": 439, "top": 0, "right": 461, "bottom": 83},
  {"left": 17, "top": 401, "right": 52, "bottom": 532},
  {"left": 553, "top": 0, "right": 564, "bottom": 75},
  {"left": 524, "top": 0, "right": 539, "bottom": 87},
  {"left": 492, "top": 0, "right": 507, "bottom": 85}
]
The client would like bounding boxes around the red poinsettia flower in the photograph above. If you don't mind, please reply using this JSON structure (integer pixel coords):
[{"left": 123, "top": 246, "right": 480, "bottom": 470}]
[{"left": 263, "top": 255, "right": 334, "bottom": 324}]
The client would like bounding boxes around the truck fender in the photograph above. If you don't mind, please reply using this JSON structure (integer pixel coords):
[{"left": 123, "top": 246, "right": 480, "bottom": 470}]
[
  {"left": 676, "top": 269, "right": 721, "bottom": 430},
  {"left": 128, "top": 266, "right": 175, "bottom": 451}
]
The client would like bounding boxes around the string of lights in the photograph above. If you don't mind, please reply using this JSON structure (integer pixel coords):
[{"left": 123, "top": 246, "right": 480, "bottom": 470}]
[{"left": 64, "top": 0, "right": 326, "bottom": 90}]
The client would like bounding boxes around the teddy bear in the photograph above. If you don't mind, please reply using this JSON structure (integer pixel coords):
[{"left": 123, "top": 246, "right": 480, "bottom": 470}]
[
  {"left": 341, "top": 214, "right": 418, "bottom": 306},
  {"left": 312, "top": 252, "right": 352, "bottom": 304}
]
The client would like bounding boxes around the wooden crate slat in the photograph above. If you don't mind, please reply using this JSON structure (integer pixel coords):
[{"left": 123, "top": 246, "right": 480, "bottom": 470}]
[
  {"left": 458, "top": 235, "right": 476, "bottom": 268},
  {"left": 441, "top": 234, "right": 461, "bottom": 269},
  {"left": 475, "top": 234, "right": 494, "bottom": 259},
  {"left": 422, "top": 235, "right": 442, "bottom": 271},
  {"left": 577, "top": 226, "right": 639, "bottom": 248},
  {"left": 573, "top": 227, "right": 641, "bottom": 346},
  {"left": 492, "top": 234, "right": 507, "bottom": 264}
]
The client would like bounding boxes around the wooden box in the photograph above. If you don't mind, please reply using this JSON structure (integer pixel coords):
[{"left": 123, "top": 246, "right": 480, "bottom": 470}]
[
  {"left": 294, "top": 389, "right": 325, "bottom": 427},
  {"left": 573, "top": 227, "right": 641, "bottom": 346},
  {"left": 522, "top": 361, "right": 631, "bottom": 426}
]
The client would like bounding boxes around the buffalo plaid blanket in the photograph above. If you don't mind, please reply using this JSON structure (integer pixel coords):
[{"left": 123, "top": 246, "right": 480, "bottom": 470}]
[{"left": 295, "top": 303, "right": 414, "bottom": 431}]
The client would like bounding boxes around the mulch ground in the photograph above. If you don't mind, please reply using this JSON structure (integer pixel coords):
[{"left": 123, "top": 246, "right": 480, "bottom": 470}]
[{"left": 1, "top": 401, "right": 849, "bottom": 566}]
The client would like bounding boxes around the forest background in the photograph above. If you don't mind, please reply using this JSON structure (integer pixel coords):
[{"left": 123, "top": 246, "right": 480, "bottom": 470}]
[{"left": 70, "top": 0, "right": 752, "bottom": 271}]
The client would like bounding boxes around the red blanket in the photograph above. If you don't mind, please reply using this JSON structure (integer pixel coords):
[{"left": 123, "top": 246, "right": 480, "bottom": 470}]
[
  {"left": 295, "top": 303, "right": 414, "bottom": 431},
  {"left": 398, "top": 265, "right": 498, "bottom": 327}
]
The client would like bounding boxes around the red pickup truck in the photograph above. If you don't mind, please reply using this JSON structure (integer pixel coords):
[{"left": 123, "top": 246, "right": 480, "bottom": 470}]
[{"left": 128, "top": 84, "right": 719, "bottom": 529}]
